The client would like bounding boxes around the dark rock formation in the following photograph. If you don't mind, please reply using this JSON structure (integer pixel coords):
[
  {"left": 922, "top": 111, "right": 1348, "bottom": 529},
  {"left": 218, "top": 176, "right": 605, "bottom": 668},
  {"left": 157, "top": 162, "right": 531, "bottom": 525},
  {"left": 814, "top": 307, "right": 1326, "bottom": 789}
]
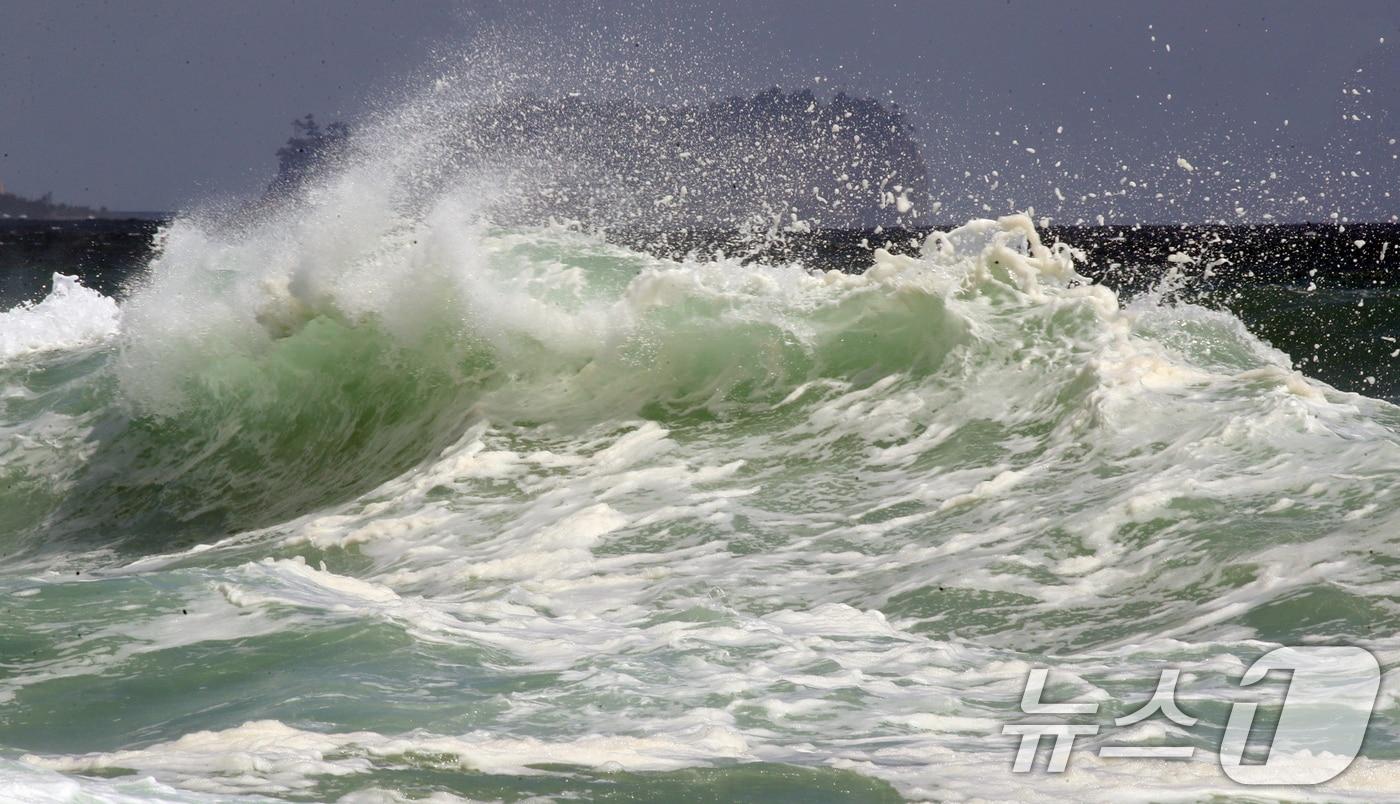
[
  {"left": 267, "top": 90, "right": 932, "bottom": 230},
  {"left": 468, "top": 88, "right": 933, "bottom": 231}
]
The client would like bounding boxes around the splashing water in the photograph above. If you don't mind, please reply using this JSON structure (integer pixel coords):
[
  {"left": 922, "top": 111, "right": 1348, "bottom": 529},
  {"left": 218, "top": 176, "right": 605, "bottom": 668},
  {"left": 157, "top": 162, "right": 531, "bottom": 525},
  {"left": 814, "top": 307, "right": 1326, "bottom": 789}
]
[{"left": 2, "top": 49, "right": 1400, "bottom": 804}]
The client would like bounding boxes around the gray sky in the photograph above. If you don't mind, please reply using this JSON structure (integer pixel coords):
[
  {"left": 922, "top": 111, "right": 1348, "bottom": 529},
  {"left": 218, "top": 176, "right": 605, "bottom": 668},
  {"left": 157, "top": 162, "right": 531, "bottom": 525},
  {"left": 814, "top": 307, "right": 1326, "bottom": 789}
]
[{"left": 2, "top": 0, "right": 1397, "bottom": 221}]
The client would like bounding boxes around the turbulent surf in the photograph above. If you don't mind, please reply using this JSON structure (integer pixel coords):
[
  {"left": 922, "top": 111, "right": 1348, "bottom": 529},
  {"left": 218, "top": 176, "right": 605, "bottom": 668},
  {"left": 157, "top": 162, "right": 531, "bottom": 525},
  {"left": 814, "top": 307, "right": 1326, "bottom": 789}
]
[{"left": 3, "top": 52, "right": 1400, "bottom": 804}]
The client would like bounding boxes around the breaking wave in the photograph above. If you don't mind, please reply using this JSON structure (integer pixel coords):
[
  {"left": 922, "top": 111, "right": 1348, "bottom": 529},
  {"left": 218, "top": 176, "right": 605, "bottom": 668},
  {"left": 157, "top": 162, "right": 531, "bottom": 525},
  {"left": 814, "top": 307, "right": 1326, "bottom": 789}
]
[{"left": 3, "top": 46, "right": 1400, "bottom": 803}]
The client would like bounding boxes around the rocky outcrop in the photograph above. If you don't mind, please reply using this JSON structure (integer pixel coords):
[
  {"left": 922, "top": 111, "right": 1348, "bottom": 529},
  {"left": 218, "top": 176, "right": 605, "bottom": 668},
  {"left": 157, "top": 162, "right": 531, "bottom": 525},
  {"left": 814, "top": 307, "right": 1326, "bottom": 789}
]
[
  {"left": 474, "top": 88, "right": 933, "bottom": 230},
  {"left": 267, "top": 90, "right": 932, "bottom": 230}
]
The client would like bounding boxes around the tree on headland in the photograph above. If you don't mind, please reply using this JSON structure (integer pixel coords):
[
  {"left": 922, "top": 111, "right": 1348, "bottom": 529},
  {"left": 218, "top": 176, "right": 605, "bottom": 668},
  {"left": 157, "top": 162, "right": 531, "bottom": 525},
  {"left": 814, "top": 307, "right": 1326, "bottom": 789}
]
[{"left": 267, "top": 114, "right": 351, "bottom": 197}]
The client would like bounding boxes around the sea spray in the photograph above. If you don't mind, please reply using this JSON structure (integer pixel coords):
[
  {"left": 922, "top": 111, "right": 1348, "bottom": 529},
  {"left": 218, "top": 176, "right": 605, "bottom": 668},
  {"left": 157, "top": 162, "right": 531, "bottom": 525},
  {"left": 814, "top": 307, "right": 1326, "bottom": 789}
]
[
  {"left": 2, "top": 209, "right": 1399, "bottom": 800},
  {"left": 2, "top": 40, "right": 1400, "bottom": 803}
]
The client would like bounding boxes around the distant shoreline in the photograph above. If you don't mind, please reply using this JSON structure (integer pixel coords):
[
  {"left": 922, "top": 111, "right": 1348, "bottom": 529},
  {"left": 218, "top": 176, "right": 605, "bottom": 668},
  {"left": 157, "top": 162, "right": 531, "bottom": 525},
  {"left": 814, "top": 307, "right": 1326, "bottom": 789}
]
[
  {"left": 2, "top": 215, "right": 1400, "bottom": 228},
  {"left": 0, "top": 212, "right": 170, "bottom": 223},
  {"left": 5, "top": 214, "right": 1398, "bottom": 227},
  {"left": 3, "top": 218, "right": 1395, "bottom": 298}
]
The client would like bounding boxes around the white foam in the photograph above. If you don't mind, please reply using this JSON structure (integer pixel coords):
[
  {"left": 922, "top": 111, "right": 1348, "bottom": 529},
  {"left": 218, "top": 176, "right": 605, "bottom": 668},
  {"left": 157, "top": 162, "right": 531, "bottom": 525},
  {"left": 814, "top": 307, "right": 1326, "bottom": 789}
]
[
  {"left": 0, "top": 273, "right": 120, "bottom": 360},
  {"left": 8, "top": 214, "right": 1400, "bottom": 802},
  {"left": 0, "top": 758, "right": 249, "bottom": 803},
  {"left": 22, "top": 718, "right": 752, "bottom": 797}
]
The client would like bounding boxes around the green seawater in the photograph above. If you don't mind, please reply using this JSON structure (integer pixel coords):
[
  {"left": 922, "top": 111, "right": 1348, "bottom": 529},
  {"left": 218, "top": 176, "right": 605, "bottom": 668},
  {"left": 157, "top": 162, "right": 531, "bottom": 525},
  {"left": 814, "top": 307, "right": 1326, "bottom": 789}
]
[{"left": 2, "top": 218, "right": 1399, "bottom": 802}]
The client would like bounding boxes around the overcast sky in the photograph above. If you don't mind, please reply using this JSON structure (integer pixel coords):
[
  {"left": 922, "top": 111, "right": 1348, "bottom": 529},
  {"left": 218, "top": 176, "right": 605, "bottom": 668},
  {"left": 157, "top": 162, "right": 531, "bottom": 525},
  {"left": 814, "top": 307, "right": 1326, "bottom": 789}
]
[{"left": 1, "top": 1, "right": 1396, "bottom": 221}]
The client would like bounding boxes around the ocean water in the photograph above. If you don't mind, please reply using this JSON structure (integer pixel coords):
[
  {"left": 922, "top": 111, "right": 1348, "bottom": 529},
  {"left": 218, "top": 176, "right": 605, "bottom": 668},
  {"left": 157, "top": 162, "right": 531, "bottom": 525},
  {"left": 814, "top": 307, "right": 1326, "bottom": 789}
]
[
  {"left": 2, "top": 209, "right": 1399, "bottom": 801},
  {"left": 3, "top": 77, "right": 1400, "bottom": 803}
]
